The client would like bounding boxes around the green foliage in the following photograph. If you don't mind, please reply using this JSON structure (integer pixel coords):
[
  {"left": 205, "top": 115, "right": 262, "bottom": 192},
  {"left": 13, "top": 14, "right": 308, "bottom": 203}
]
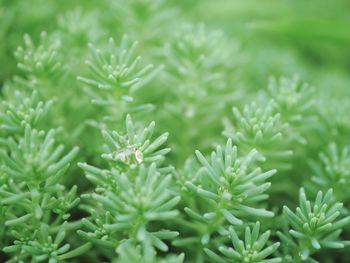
[
  {"left": 77, "top": 117, "right": 178, "bottom": 259},
  {"left": 0, "top": 125, "right": 89, "bottom": 262},
  {"left": 57, "top": 8, "right": 103, "bottom": 48},
  {"left": 266, "top": 76, "right": 317, "bottom": 143},
  {"left": 78, "top": 163, "right": 179, "bottom": 255},
  {"left": 223, "top": 101, "right": 292, "bottom": 170},
  {"left": 114, "top": 240, "right": 184, "bottom": 263},
  {"left": 100, "top": 114, "right": 170, "bottom": 169},
  {"left": 278, "top": 188, "right": 350, "bottom": 262},
  {"left": 205, "top": 222, "right": 281, "bottom": 263},
  {"left": 186, "top": 139, "right": 275, "bottom": 226},
  {"left": 0, "top": 91, "right": 52, "bottom": 136},
  {"left": 163, "top": 23, "right": 236, "bottom": 98},
  {"left": 309, "top": 143, "right": 350, "bottom": 202},
  {"left": 78, "top": 35, "right": 162, "bottom": 105},
  {"left": 0, "top": 0, "right": 350, "bottom": 262},
  {"left": 14, "top": 32, "right": 62, "bottom": 80}
]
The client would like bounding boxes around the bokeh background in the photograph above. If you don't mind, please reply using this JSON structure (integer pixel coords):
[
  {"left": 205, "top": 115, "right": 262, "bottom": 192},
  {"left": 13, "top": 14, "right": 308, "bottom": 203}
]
[{"left": 2, "top": 0, "right": 350, "bottom": 93}]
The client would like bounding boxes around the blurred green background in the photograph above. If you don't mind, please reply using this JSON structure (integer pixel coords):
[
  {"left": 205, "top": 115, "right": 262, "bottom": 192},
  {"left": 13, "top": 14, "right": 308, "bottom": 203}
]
[
  {"left": 2, "top": 0, "right": 350, "bottom": 95},
  {"left": 181, "top": 0, "right": 350, "bottom": 96}
]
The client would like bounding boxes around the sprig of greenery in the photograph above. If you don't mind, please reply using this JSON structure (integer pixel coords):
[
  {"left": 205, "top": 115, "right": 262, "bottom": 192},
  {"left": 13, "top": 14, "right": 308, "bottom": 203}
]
[
  {"left": 205, "top": 222, "right": 281, "bottom": 263},
  {"left": 78, "top": 117, "right": 179, "bottom": 259},
  {"left": 309, "top": 143, "right": 350, "bottom": 196},
  {"left": 277, "top": 188, "right": 350, "bottom": 262},
  {"left": 176, "top": 139, "right": 276, "bottom": 254},
  {"left": 78, "top": 35, "right": 163, "bottom": 106},
  {"left": 14, "top": 32, "right": 62, "bottom": 80},
  {"left": 0, "top": 124, "right": 88, "bottom": 262},
  {"left": 101, "top": 114, "right": 170, "bottom": 169},
  {"left": 223, "top": 100, "right": 292, "bottom": 170},
  {"left": 188, "top": 139, "right": 275, "bottom": 222},
  {"left": 0, "top": 90, "right": 52, "bottom": 137}
]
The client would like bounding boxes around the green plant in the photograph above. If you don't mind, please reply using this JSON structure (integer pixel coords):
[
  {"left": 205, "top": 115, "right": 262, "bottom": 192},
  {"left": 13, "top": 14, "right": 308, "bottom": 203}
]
[
  {"left": 0, "top": 125, "right": 90, "bottom": 262},
  {"left": 77, "top": 116, "right": 178, "bottom": 259},
  {"left": 204, "top": 222, "right": 281, "bottom": 263},
  {"left": 309, "top": 143, "right": 350, "bottom": 202},
  {"left": 278, "top": 188, "right": 350, "bottom": 262},
  {"left": 0, "top": 90, "right": 52, "bottom": 136},
  {"left": 223, "top": 100, "right": 292, "bottom": 170},
  {"left": 1, "top": 0, "right": 350, "bottom": 262}
]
